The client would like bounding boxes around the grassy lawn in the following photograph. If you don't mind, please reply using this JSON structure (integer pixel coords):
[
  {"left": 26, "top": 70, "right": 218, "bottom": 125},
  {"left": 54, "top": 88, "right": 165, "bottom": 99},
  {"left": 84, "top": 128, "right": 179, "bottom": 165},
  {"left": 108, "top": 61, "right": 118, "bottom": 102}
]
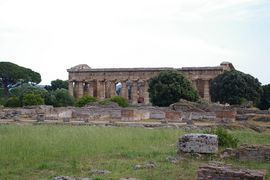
[{"left": 0, "top": 125, "right": 269, "bottom": 180}]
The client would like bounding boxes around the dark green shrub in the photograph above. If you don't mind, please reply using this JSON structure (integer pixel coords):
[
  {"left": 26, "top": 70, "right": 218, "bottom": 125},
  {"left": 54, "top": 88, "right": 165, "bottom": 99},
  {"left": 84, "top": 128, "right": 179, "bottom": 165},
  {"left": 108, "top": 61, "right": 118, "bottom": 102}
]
[
  {"left": 5, "top": 96, "right": 20, "bottom": 107},
  {"left": 0, "top": 88, "right": 7, "bottom": 105},
  {"left": 148, "top": 70, "right": 199, "bottom": 107},
  {"left": 259, "top": 84, "right": 270, "bottom": 110},
  {"left": 110, "top": 96, "right": 128, "bottom": 107},
  {"left": 75, "top": 95, "right": 97, "bottom": 107},
  {"left": 23, "top": 93, "right": 44, "bottom": 106},
  {"left": 45, "top": 89, "right": 74, "bottom": 107},
  {"left": 205, "top": 127, "right": 239, "bottom": 148},
  {"left": 210, "top": 70, "right": 262, "bottom": 105},
  {"left": 98, "top": 99, "right": 112, "bottom": 105}
]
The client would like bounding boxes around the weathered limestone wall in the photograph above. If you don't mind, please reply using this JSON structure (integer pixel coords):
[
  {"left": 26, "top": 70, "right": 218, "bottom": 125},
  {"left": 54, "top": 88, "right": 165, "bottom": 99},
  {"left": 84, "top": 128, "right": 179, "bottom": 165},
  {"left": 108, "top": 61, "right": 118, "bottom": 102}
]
[
  {"left": 67, "top": 62, "right": 234, "bottom": 103},
  {"left": 198, "top": 164, "right": 267, "bottom": 180}
]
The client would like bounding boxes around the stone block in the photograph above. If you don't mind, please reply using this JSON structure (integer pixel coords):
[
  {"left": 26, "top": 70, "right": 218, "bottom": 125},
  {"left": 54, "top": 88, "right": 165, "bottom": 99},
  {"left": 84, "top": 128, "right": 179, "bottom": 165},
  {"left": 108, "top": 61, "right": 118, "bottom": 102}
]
[
  {"left": 109, "top": 109, "right": 122, "bottom": 119},
  {"left": 150, "top": 111, "right": 165, "bottom": 119},
  {"left": 178, "top": 134, "right": 218, "bottom": 154},
  {"left": 236, "top": 145, "right": 270, "bottom": 162},
  {"left": 121, "top": 109, "right": 140, "bottom": 121},
  {"left": 36, "top": 113, "right": 45, "bottom": 122},
  {"left": 215, "top": 110, "right": 236, "bottom": 122},
  {"left": 197, "top": 164, "right": 267, "bottom": 180},
  {"left": 71, "top": 109, "right": 90, "bottom": 119},
  {"left": 58, "top": 110, "right": 73, "bottom": 119},
  {"left": 165, "top": 111, "right": 181, "bottom": 121},
  {"left": 138, "top": 110, "right": 150, "bottom": 120}
]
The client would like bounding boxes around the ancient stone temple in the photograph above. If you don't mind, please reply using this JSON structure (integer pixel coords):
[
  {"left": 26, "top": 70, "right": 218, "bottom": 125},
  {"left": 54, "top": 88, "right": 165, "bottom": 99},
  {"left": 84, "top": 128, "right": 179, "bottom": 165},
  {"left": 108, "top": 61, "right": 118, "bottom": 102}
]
[{"left": 67, "top": 62, "right": 234, "bottom": 104}]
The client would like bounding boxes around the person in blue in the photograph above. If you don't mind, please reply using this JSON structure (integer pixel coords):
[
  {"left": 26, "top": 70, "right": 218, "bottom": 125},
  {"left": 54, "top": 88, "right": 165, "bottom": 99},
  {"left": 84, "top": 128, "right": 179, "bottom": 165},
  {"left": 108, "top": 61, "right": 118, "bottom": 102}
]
[{"left": 115, "top": 82, "right": 122, "bottom": 96}]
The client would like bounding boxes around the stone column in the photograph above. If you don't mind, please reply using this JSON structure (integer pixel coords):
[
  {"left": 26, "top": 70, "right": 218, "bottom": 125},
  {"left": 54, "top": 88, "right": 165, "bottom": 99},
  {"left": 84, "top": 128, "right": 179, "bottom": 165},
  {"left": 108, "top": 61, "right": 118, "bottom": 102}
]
[
  {"left": 97, "top": 80, "right": 105, "bottom": 99},
  {"left": 89, "top": 81, "right": 94, "bottom": 97},
  {"left": 126, "top": 80, "right": 132, "bottom": 102},
  {"left": 203, "top": 80, "right": 210, "bottom": 101},
  {"left": 104, "top": 80, "right": 109, "bottom": 98},
  {"left": 68, "top": 81, "right": 74, "bottom": 97},
  {"left": 144, "top": 81, "right": 150, "bottom": 104},
  {"left": 83, "top": 82, "right": 88, "bottom": 96},
  {"left": 121, "top": 81, "right": 128, "bottom": 99},
  {"left": 105, "top": 80, "right": 113, "bottom": 98},
  {"left": 77, "top": 81, "right": 84, "bottom": 98},
  {"left": 132, "top": 81, "right": 139, "bottom": 104},
  {"left": 192, "top": 80, "right": 197, "bottom": 91},
  {"left": 85, "top": 81, "right": 94, "bottom": 97},
  {"left": 110, "top": 80, "right": 116, "bottom": 97}
]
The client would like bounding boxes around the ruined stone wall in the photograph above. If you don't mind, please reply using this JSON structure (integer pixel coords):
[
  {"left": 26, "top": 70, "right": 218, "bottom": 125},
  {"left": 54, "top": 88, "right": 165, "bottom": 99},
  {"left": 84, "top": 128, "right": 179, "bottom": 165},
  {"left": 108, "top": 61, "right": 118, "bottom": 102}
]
[
  {"left": 0, "top": 106, "right": 183, "bottom": 122},
  {"left": 198, "top": 165, "right": 267, "bottom": 180}
]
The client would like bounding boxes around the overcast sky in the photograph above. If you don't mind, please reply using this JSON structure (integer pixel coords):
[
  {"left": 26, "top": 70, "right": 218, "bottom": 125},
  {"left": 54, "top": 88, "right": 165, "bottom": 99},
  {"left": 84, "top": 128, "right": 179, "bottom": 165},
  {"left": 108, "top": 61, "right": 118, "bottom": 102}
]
[{"left": 0, "top": 0, "right": 270, "bottom": 85}]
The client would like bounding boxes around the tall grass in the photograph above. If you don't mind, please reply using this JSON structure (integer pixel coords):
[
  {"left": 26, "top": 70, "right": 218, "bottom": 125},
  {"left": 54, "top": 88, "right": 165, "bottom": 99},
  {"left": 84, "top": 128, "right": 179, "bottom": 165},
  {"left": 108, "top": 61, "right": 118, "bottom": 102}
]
[{"left": 0, "top": 125, "right": 269, "bottom": 179}]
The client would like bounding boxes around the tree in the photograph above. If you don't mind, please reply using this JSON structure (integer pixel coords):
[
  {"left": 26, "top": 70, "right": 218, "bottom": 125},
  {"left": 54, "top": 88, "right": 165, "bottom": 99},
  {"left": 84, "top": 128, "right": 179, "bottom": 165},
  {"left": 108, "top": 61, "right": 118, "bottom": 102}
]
[
  {"left": 148, "top": 70, "right": 199, "bottom": 107},
  {"left": 44, "top": 88, "right": 74, "bottom": 107},
  {"left": 259, "top": 84, "right": 270, "bottom": 110},
  {"left": 0, "top": 62, "right": 41, "bottom": 96},
  {"left": 45, "top": 79, "right": 68, "bottom": 91},
  {"left": 9, "top": 83, "right": 47, "bottom": 106},
  {"left": 210, "top": 70, "right": 263, "bottom": 105}
]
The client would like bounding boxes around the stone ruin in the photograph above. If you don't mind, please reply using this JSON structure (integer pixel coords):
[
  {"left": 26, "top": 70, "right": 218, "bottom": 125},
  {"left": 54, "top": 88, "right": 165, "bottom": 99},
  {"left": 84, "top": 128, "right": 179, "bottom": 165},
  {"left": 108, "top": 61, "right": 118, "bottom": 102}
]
[
  {"left": 67, "top": 62, "right": 235, "bottom": 104},
  {"left": 1, "top": 98, "right": 270, "bottom": 129},
  {"left": 0, "top": 99, "right": 243, "bottom": 124},
  {"left": 178, "top": 134, "right": 218, "bottom": 154},
  {"left": 221, "top": 144, "right": 270, "bottom": 162},
  {"left": 177, "top": 134, "right": 269, "bottom": 179},
  {"left": 198, "top": 164, "right": 267, "bottom": 180}
]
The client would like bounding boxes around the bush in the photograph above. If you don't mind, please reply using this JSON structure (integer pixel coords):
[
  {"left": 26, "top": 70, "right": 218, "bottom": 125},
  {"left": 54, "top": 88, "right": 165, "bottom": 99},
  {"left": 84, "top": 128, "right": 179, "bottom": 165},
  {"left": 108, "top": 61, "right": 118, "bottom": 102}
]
[
  {"left": 9, "top": 83, "right": 47, "bottom": 106},
  {"left": 23, "top": 93, "right": 44, "bottom": 106},
  {"left": 205, "top": 127, "right": 239, "bottom": 148},
  {"left": 110, "top": 96, "right": 128, "bottom": 107},
  {"left": 5, "top": 96, "right": 20, "bottom": 107},
  {"left": 45, "top": 89, "right": 74, "bottom": 107},
  {"left": 259, "top": 84, "right": 270, "bottom": 110},
  {"left": 75, "top": 96, "right": 97, "bottom": 107},
  {"left": 98, "top": 99, "right": 112, "bottom": 106},
  {"left": 210, "top": 70, "right": 263, "bottom": 105},
  {"left": 148, "top": 70, "right": 199, "bottom": 107}
]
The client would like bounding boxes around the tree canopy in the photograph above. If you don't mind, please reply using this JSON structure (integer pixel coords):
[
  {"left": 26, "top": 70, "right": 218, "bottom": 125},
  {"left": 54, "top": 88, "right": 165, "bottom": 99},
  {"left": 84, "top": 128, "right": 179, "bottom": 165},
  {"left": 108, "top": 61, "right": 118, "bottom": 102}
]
[
  {"left": 259, "top": 84, "right": 270, "bottom": 110},
  {"left": 45, "top": 88, "right": 74, "bottom": 107},
  {"left": 148, "top": 70, "right": 199, "bottom": 107},
  {"left": 210, "top": 70, "right": 263, "bottom": 105},
  {"left": 45, "top": 79, "right": 68, "bottom": 91},
  {"left": 9, "top": 83, "right": 47, "bottom": 106},
  {"left": 0, "top": 62, "right": 41, "bottom": 95}
]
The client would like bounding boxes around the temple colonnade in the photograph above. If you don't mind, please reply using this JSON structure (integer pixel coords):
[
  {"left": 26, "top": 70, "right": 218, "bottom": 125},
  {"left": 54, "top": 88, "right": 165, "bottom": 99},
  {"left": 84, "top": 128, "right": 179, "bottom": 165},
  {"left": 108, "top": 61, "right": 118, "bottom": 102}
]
[
  {"left": 68, "top": 79, "right": 150, "bottom": 104},
  {"left": 67, "top": 62, "right": 234, "bottom": 104}
]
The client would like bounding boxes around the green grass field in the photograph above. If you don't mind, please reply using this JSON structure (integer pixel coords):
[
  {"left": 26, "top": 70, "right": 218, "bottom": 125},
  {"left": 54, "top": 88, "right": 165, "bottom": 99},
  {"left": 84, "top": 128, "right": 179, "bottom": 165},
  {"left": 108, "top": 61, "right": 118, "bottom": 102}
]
[{"left": 0, "top": 125, "right": 269, "bottom": 180}]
